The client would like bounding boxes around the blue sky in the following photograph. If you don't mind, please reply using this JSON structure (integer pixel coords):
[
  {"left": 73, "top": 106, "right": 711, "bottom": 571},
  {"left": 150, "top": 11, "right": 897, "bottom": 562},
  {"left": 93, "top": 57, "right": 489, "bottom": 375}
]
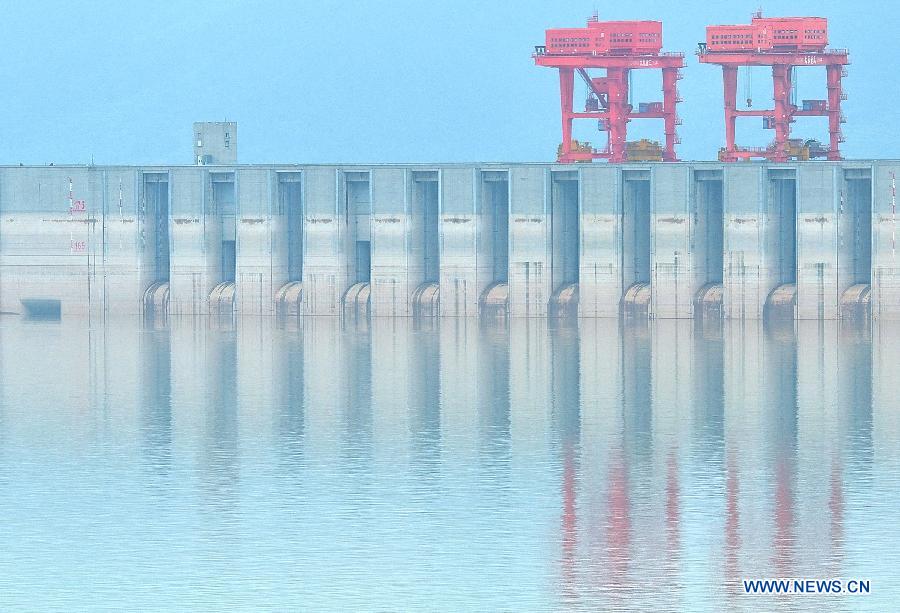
[{"left": 0, "top": 1, "right": 893, "bottom": 164}]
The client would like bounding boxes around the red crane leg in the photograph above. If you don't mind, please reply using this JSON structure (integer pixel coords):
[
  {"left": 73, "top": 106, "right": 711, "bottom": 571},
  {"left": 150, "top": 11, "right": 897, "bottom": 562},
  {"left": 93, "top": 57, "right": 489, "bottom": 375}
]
[
  {"left": 827, "top": 64, "right": 843, "bottom": 160},
  {"left": 559, "top": 68, "right": 575, "bottom": 162},
  {"left": 772, "top": 64, "right": 792, "bottom": 162},
  {"left": 662, "top": 67, "right": 678, "bottom": 161},
  {"left": 607, "top": 68, "right": 628, "bottom": 163},
  {"left": 722, "top": 66, "right": 738, "bottom": 160}
]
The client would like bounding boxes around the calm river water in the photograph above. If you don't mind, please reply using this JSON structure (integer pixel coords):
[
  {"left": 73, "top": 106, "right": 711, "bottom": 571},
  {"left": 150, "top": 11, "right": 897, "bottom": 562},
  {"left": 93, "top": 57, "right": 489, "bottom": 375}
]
[{"left": 0, "top": 316, "right": 897, "bottom": 611}]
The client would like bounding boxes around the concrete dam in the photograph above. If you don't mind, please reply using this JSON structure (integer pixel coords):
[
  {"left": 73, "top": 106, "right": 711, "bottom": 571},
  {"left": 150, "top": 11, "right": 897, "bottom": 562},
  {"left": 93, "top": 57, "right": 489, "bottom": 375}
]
[{"left": 0, "top": 160, "right": 893, "bottom": 321}]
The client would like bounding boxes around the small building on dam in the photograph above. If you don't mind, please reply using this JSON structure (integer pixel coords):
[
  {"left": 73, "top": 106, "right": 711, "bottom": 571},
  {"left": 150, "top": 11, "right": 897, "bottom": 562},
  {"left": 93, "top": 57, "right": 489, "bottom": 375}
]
[{"left": 0, "top": 158, "right": 894, "bottom": 320}]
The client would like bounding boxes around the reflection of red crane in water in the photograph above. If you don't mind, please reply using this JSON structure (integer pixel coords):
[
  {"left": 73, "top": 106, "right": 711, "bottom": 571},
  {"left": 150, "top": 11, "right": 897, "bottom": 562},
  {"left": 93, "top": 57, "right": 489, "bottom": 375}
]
[
  {"left": 559, "top": 446, "right": 685, "bottom": 603},
  {"left": 556, "top": 417, "right": 846, "bottom": 603},
  {"left": 560, "top": 442, "right": 578, "bottom": 602},
  {"left": 557, "top": 444, "right": 633, "bottom": 604},
  {"left": 606, "top": 448, "right": 631, "bottom": 601},
  {"left": 724, "top": 451, "right": 741, "bottom": 601},
  {"left": 773, "top": 454, "right": 795, "bottom": 576}
]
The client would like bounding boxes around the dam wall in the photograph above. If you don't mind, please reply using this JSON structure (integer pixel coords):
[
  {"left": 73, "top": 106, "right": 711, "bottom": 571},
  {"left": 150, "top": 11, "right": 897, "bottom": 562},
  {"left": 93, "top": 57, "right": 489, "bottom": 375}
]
[{"left": 0, "top": 161, "right": 893, "bottom": 320}]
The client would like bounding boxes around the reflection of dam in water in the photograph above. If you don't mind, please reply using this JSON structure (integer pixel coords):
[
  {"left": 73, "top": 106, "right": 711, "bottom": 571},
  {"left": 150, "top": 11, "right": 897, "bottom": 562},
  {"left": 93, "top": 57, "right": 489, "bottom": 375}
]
[
  {"left": 1, "top": 162, "right": 895, "bottom": 321},
  {"left": 0, "top": 316, "right": 895, "bottom": 609}
]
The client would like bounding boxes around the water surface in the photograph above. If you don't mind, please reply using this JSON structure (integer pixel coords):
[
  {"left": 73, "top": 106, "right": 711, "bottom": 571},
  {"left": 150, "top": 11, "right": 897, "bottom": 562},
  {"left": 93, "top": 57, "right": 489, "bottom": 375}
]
[{"left": 0, "top": 316, "right": 897, "bottom": 611}]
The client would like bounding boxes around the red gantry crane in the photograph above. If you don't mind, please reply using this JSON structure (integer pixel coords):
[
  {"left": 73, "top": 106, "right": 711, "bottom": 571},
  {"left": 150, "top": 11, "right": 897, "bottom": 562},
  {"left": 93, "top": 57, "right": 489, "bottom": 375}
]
[
  {"left": 534, "top": 15, "right": 685, "bottom": 163},
  {"left": 698, "top": 12, "right": 849, "bottom": 162}
]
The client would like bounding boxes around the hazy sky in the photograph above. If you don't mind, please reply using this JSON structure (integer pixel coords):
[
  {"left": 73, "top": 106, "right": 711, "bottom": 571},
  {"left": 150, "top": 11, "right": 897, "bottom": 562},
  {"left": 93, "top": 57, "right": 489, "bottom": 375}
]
[{"left": 1, "top": 1, "right": 893, "bottom": 164}]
